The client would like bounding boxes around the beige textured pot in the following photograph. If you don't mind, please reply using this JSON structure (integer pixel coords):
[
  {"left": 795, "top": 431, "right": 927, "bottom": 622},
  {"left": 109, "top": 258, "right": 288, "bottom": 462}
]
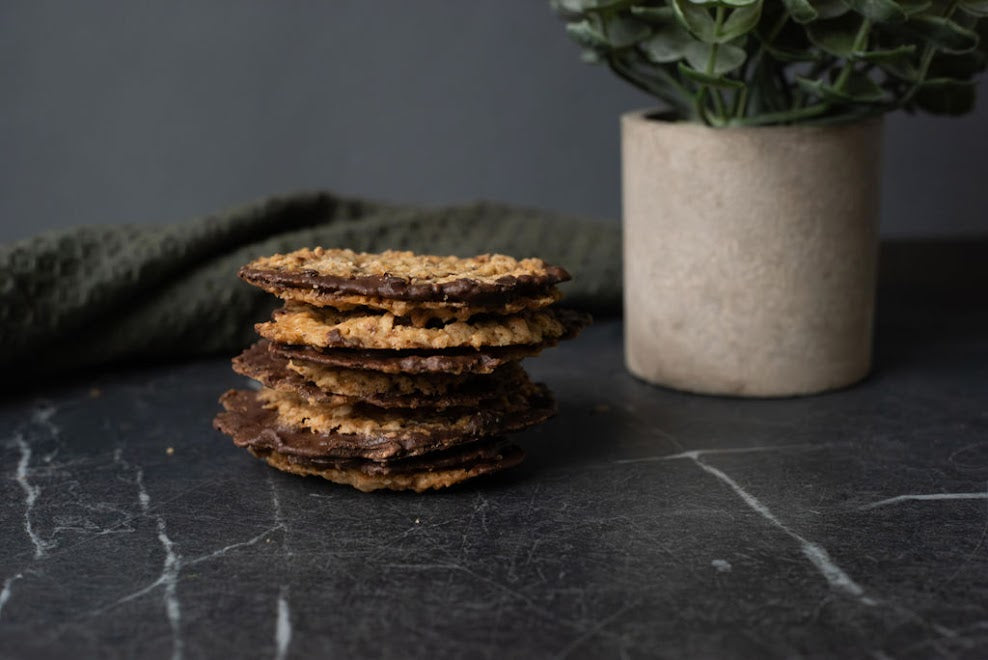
[{"left": 622, "top": 111, "right": 882, "bottom": 397}]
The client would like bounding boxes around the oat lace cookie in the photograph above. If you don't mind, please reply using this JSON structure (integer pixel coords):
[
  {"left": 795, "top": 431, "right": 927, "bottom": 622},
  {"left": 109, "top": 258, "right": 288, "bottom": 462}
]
[
  {"left": 254, "top": 384, "right": 551, "bottom": 438},
  {"left": 267, "top": 338, "right": 562, "bottom": 376},
  {"left": 250, "top": 442, "right": 524, "bottom": 494},
  {"left": 254, "top": 289, "right": 564, "bottom": 325},
  {"left": 215, "top": 388, "right": 555, "bottom": 462},
  {"left": 256, "top": 301, "right": 575, "bottom": 350},
  {"left": 233, "top": 341, "right": 530, "bottom": 408},
  {"left": 239, "top": 248, "right": 571, "bottom": 306}
]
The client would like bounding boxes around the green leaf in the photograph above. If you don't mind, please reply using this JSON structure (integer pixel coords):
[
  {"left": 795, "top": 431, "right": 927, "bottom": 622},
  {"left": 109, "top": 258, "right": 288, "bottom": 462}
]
[
  {"left": 856, "top": 46, "right": 918, "bottom": 79},
  {"left": 926, "top": 50, "right": 988, "bottom": 79},
  {"left": 628, "top": 5, "right": 677, "bottom": 23},
  {"left": 897, "top": 0, "right": 932, "bottom": 14},
  {"left": 672, "top": 0, "right": 717, "bottom": 42},
  {"left": 953, "top": 8, "right": 981, "bottom": 29},
  {"left": 806, "top": 13, "right": 865, "bottom": 55},
  {"left": 551, "top": 0, "right": 589, "bottom": 17},
  {"left": 685, "top": 0, "right": 759, "bottom": 4},
  {"left": 639, "top": 23, "right": 697, "bottom": 62},
  {"left": 565, "top": 20, "right": 610, "bottom": 49},
  {"left": 600, "top": 15, "right": 651, "bottom": 48},
  {"left": 559, "top": 0, "right": 637, "bottom": 11},
  {"left": 797, "top": 71, "right": 887, "bottom": 102},
  {"left": 878, "top": 55, "right": 921, "bottom": 80},
  {"left": 683, "top": 41, "right": 748, "bottom": 73},
  {"left": 585, "top": 0, "right": 640, "bottom": 10},
  {"left": 673, "top": 0, "right": 763, "bottom": 43},
  {"left": 761, "top": 41, "right": 824, "bottom": 61},
  {"left": 854, "top": 44, "right": 916, "bottom": 62},
  {"left": 794, "top": 77, "right": 833, "bottom": 101},
  {"left": 810, "top": 0, "right": 851, "bottom": 18},
  {"left": 960, "top": 0, "right": 988, "bottom": 17},
  {"left": 678, "top": 61, "right": 746, "bottom": 88},
  {"left": 761, "top": 15, "right": 823, "bottom": 57},
  {"left": 721, "top": 1, "right": 763, "bottom": 41},
  {"left": 843, "top": 0, "right": 907, "bottom": 22},
  {"left": 783, "top": 0, "right": 819, "bottom": 23},
  {"left": 903, "top": 15, "right": 979, "bottom": 53},
  {"left": 581, "top": 49, "right": 604, "bottom": 63},
  {"left": 913, "top": 79, "right": 976, "bottom": 114},
  {"left": 837, "top": 72, "right": 887, "bottom": 103}
]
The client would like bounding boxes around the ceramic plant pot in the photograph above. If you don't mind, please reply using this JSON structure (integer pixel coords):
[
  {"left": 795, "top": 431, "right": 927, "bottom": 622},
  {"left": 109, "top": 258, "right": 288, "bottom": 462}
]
[{"left": 621, "top": 110, "right": 883, "bottom": 397}]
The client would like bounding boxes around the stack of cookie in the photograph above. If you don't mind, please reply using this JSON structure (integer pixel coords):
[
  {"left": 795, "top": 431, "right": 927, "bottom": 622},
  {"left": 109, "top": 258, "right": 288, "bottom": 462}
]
[{"left": 213, "top": 248, "right": 589, "bottom": 492}]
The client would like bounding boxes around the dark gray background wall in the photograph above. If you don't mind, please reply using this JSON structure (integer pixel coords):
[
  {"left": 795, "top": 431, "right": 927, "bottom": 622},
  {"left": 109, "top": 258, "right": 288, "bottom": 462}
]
[{"left": 2, "top": 0, "right": 986, "bottom": 244}]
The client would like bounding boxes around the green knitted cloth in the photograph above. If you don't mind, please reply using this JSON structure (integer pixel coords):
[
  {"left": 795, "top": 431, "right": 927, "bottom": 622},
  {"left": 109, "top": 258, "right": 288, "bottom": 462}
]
[{"left": 0, "top": 192, "right": 620, "bottom": 377}]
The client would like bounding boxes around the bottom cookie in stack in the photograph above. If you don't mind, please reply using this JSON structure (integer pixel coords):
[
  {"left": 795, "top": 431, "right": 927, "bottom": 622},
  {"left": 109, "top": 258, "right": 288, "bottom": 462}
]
[
  {"left": 213, "top": 344, "right": 558, "bottom": 492},
  {"left": 256, "top": 441, "right": 526, "bottom": 494}
]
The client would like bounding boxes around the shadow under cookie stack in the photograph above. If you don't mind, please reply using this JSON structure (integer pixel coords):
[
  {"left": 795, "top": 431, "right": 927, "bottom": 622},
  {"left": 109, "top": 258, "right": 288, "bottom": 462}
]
[{"left": 213, "top": 248, "right": 589, "bottom": 492}]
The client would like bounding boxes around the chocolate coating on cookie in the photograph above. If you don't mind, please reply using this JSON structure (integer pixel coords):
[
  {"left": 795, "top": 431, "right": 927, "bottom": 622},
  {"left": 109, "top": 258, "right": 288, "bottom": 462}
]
[
  {"left": 256, "top": 303, "right": 577, "bottom": 350},
  {"left": 269, "top": 342, "right": 548, "bottom": 375},
  {"left": 262, "top": 307, "right": 590, "bottom": 374},
  {"left": 233, "top": 341, "right": 531, "bottom": 409},
  {"left": 213, "top": 388, "right": 555, "bottom": 461},
  {"left": 239, "top": 248, "right": 571, "bottom": 304},
  {"left": 256, "top": 438, "right": 521, "bottom": 477},
  {"left": 250, "top": 442, "right": 525, "bottom": 492}
]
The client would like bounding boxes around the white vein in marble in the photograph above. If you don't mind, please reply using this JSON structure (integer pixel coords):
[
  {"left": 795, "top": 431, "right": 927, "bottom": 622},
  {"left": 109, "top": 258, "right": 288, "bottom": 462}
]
[
  {"left": 32, "top": 405, "right": 60, "bottom": 440},
  {"left": 2, "top": 404, "right": 71, "bottom": 619},
  {"left": 692, "top": 456, "right": 875, "bottom": 605},
  {"left": 156, "top": 517, "right": 183, "bottom": 660},
  {"left": 614, "top": 443, "right": 834, "bottom": 464},
  {"left": 184, "top": 527, "right": 285, "bottom": 569},
  {"left": 0, "top": 573, "right": 23, "bottom": 621},
  {"left": 106, "top": 449, "right": 292, "bottom": 660},
  {"left": 14, "top": 434, "right": 53, "bottom": 559},
  {"left": 860, "top": 492, "right": 988, "bottom": 511},
  {"left": 275, "top": 586, "right": 292, "bottom": 660},
  {"left": 114, "top": 448, "right": 185, "bottom": 660},
  {"left": 269, "top": 473, "right": 293, "bottom": 660}
]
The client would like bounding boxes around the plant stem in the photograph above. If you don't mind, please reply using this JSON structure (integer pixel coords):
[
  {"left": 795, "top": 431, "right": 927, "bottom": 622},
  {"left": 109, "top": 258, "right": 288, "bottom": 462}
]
[
  {"left": 740, "top": 10, "right": 790, "bottom": 119},
  {"left": 710, "top": 91, "right": 727, "bottom": 120},
  {"left": 703, "top": 6, "right": 727, "bottom": 123},
  {"left": 653, "top": 66, "right": 696, "bottom": 109},
  {"left": 808, "top": 55, "right": 836, "bottom": 80},
  {"left": 693, "top": 88, "right": 711, "bottom": 124},
  {"left": 733, "top": 86, "right": 749, "bottom": 117},
  {"left": 792, "top": 85, "right": 805, "bottom": 109},
  {"left": 729, "top": 102, "right": 830, "bottom": 126},
  {"left": 900, "top": 0, "right": 960, "bottom": 108},
  {"left": 608, "top": 56, "right": 695, "bottom": 119},
  {"left": 835, "top": 18, "right": 872, "bottom": 91}
]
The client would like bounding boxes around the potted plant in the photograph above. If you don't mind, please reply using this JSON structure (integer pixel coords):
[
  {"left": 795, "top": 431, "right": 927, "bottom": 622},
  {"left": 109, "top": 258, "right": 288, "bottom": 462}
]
[{"left": 552, "top": 0, "right": 987, "bottom": 396}]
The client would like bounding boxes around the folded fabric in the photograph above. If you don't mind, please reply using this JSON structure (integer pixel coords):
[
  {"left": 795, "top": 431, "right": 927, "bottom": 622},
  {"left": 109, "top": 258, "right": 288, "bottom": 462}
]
[{"left": 0, "top": 191, "right": 620, "bottom": 378}]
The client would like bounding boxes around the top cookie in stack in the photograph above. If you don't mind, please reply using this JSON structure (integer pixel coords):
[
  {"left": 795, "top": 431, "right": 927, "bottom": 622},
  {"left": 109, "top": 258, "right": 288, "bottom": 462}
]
[{"left": 213, "top": 248, "right": 589, "bottom": 492}]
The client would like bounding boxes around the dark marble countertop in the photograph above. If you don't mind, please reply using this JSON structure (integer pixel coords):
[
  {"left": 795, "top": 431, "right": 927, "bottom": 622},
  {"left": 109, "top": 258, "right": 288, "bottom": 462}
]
[{"left": 2, "top": 260, "right": 988, "bottom": 658}]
